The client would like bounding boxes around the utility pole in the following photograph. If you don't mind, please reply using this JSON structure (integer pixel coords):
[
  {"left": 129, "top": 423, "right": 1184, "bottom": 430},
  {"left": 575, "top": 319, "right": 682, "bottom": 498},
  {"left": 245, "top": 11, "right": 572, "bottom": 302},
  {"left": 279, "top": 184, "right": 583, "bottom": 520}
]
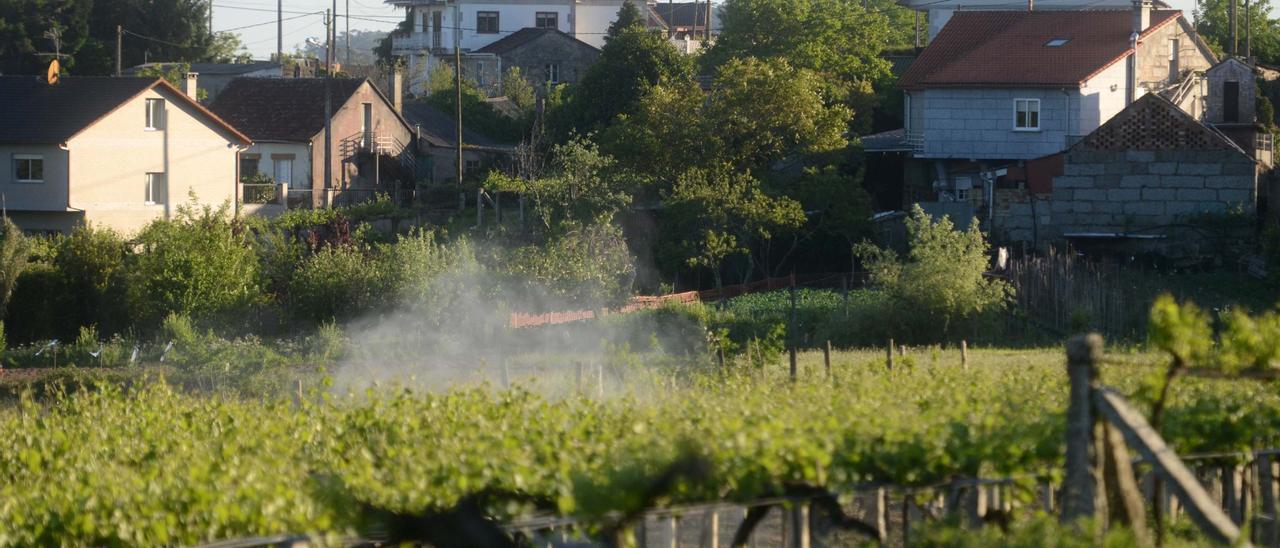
[
  {"left": 346, "top": 0, "right": 351, "bottom": 66},
  {"left": 705, "top": 0, "right": 712, "bottom": 41},
  {"left": 1230, "top": 0, "right": 1238, "bottom": 57},
  {"left": 324, "top": 79, "right": 333, "bottom": 206},
  {"left": 333, "top": 0, "right": 338, "bottom": 70},
  {"left": 277, "top": 0, "right": 283, "bottom": 62},
  {"left": 115, "top": 25, "right": 123, "bottom": 76},
  {"left": 455, "top": 22, "right": 463, "bottom": 187},
  {"left": 1247, "top": 0, "right": 1253, "bottom": 61},
  {"left": 208, "top": 0, "right": 213, "bottom": 34},
  {"left": 667, "top": 0, "right": 673, "bottom": 38},
  {"left": 324, "top": 9, "right": 331, "bottom": 74}
]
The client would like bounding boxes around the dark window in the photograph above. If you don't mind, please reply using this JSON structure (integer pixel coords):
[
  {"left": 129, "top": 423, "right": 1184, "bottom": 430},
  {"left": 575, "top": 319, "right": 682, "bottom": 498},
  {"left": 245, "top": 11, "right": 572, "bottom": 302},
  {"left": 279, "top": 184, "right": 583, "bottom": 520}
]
[
  {"left": 477, "top": 11, "right": 499, "bottom": 33},
  {"left": 545, "top": 63, "right": 560, "bottom": 84},
  {"left": 432, "top": 11, "right": 442, "bottom": 48},
  {"left": 13, "top": 154, "right": 43, "bottom": 182},
  {"left": 1224, "top": 81, "right": 1240, "bottom": 123},
  {"left": 240, "top": 157, "right": 259, "bottom": 179},
  {"left": 536, "top": 12, "right": 557, "bottom": 29}
]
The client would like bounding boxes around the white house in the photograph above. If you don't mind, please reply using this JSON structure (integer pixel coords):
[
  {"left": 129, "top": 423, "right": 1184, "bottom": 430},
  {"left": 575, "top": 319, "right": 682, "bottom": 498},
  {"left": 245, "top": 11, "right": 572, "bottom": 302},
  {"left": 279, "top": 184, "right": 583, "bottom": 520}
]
[
  {"left": 893, "top": 2, "right": 1216, "bottom": 206},
  {"left": 385, "top": 0, "right": 659, "bottom": 93}
]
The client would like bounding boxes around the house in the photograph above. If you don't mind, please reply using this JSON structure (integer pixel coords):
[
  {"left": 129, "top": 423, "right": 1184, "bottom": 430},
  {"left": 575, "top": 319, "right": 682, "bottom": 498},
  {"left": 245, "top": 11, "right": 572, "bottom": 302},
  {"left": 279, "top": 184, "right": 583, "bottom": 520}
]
[
  {"left": 208, "top": 77, "right": 417, "bottom": 211},
  {"left": 896, "top": 0, "right": 1169, "bottom": 42},
  {"left": 124, "top": 61, "right": 283, "bottom": 102},
  {"left": 895, "top": 2, "right": 1216, "bottom": 218},
  {"left": 989, "top": 93, "right": 1257, "bottom": 257},
  {"left": 476, "top": 28, "right": 600, "bottom": 92},
  {"left": 650, "top": 1, "right": 720, "bottom": 52},
  {"left": 0, "top": 75, "right": 250, "bottom": 234},
  {"left": 384, "top": 0, "right": 640, "bottom": 94},
  {"left": 400, "top": 101, "right": 516, "bottom": 183}
]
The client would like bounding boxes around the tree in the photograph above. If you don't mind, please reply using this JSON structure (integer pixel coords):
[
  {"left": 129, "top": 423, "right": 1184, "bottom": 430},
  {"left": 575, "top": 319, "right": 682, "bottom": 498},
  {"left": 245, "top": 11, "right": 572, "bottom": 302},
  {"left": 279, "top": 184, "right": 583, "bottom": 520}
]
[
  {"left": 660, "top": 166, "right": 806, "bottom": 285},
  {"left": 78, "top": 0, "right": 222, "bottom": 75},
  {"left": 486, "top": 137, "right": 641, "bottom": 230},
  {"left": 208, "top": 32, "right": 251, "bottom": 64},
  {"left": 501, "top": 66, "right": 537, "bottom": 113},
  {"left": 702, "top": 0, "right": 895, "bottom": 131},
  {"left": 136, "top": 62, "right": 207, "bottom": 101},
  {"left": 603, "top": 57, "right": 851, "bottom": 181},
  {"left": 0, "top": 0, "right": 93, "bottom": 75},
  {"left": 1194, "top": 0, "right": 1280, "bottom": 64},
  {"left": 0, "top": 219, "right": 29, "bottom": 315},
  {"left": 855, "top": 205, "right": 1011, "bottom": 340},
  {"left": 551, "top": 4, "right": 693, "bottom": 136}
]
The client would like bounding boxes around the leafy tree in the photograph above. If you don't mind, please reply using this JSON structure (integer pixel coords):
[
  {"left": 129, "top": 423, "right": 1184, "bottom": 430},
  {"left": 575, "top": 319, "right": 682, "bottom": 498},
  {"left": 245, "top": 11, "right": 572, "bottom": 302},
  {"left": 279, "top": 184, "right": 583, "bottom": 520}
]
[
  {"left": 79, "top": 0, "right": 222, "bottom": 75},
  {"left": 426, "top": 82, "right": 528, "bottom": 144},
  {"left": 136, "top": 62, "right": 208, "bottom": 101},
  {"left": 0, "top": 0, "right": 93, "bottom": 74},
  {"left": 552, "top": 3, "right": 693, "bottom": 136},
  {"left": 0, "top": 219, "right": 29, "bottom": 315},
  {"left": 702, "top": 0, "right": 895, "bottom": 131},
  {"left": 486, "top": 137, "right": 641, "bottom": 230},
  {"left": 603, "top": 57, "right": 851, "bottom": 180},
  {"left": 1195, "top": 0, "right": 1280, "bottom": 64},
  {"left": 855, "top": 205, "right": 1011, "bottom": 341},
  {"left": 129, "top": 200, "right": 261, "bottom": 327},
  {"left": 208, "top": 31, "right": 251, "bottom": 64},
  {"left": 508, "top": 221, "right": 636, "bottom": 308},
  {"left": 501, "top": 66, "right": 537, "bottom": 113},
  {"left": 783, "top": 165, "right": 875, "bottom": 273},
  {"left": 661, "top": 166, "right": 806, "bottom": 286}
]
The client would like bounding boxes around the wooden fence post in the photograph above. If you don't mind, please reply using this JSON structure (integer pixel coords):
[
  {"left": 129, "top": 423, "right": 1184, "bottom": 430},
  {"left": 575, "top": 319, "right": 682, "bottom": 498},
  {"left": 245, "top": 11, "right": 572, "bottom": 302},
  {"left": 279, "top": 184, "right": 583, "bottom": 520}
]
[
  {"left": 823, "top": 341, "right": 832, "bottom": 382},
  {"left": 1259, "top": 454, "right": 1278, "bottom": 547},
  {"left": 886, "top": 339, "right": 895, "bottom": 371},
  {"left": 874, "top": 487, "right": 888, "bottom": 542},
  {"left": 789, "top": 347, "right": 798, "bottom": 382},
  {"left": 1102, "top": 420, "right": 1149, "bottom": 546},
  {"left": 1062, "top": 333, "right": 1102, "bottom": 523},
  {"left": 705, "top": 509, "right": 719, "bottom": 548},
  {"left": 501, "top": 357, "right": 510, "bottom": 389},
  {"left": 791, "top": 503, "right": 810, "bottom": 548},
  {"left": 960, "top": 340, "right": 969, "bottom": 371},
  {"left": 575, "top": 361, "right": 584, "bottom": 394}
]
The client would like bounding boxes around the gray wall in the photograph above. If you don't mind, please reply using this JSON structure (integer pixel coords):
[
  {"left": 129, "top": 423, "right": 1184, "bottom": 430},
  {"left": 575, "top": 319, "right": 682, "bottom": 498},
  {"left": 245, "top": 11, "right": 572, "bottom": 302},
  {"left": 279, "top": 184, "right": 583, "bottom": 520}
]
[
  {"left": 1205, "top": 59, "right": 1256, "bottom": 124},
  {"left": 910, "top": 88, "right": 1079, "bottom": 160},
  {"left": 1046, "top": 148, "right": 1255, "bottom": 237},
  {"left": 498, "top": 33, "right": 599, "bottom": 91}
]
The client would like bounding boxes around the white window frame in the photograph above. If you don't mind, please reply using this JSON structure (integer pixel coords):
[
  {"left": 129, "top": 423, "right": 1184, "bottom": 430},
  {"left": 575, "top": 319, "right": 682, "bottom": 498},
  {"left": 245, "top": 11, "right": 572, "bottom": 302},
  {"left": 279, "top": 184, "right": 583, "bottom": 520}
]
[
  {"left": 545, "top": 63, "right": 560, "bottom": 84},
  {"left": 1013, "top": 98, "right": 1041, "bottom": 132},
  {"left": 145, "top": 98, "right": 165, "bottom": 130},
  {"left": 145, "top": 172, "right": 165, "bottom": 205},
  {"left": 13, "top": 154, "right": 44, "bottom": 183}
]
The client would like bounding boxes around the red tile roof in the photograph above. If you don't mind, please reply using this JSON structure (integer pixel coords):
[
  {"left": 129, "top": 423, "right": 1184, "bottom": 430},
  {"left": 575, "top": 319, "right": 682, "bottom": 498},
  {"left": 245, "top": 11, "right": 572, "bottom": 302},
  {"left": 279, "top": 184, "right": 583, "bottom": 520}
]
[{"left": 898, "top": 9, "right": 1182, "bottom": 90}]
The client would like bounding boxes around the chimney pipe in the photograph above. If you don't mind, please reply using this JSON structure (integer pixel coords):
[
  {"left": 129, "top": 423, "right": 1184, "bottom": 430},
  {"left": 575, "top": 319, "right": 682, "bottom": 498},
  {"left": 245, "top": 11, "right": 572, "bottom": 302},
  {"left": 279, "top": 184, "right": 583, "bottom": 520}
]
[
  {"left": 392, "top": 68, "right": 403, "bottom": 114},
  {"left": 1132, "top": 0, "right": 1151, "bottom": 34},
  {"left": 185, "top": 72, "right": 199, "bottom": 100},
  {"left": 1028, "top": 0, "right": 1034, "bottom": 11}
]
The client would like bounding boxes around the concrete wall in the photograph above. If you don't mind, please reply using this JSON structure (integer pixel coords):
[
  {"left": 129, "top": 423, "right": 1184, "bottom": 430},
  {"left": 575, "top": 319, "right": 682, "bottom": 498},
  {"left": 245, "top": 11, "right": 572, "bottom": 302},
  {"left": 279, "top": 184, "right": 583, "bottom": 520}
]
[
  {"left": 0, "top": 144, "right": 69, "bottom": 211},
  {"left": 1135, "top": 18, "right": 1214, "bottom": 93},
  {"left": 910, "top": 87, "right": 1079, "bottom": 159},
  {"left": 1044, "top": 149, "right": 1255, "bottom": 237},
  {"left": 67, "top": 86, "right": 241, "bottom": 234}
]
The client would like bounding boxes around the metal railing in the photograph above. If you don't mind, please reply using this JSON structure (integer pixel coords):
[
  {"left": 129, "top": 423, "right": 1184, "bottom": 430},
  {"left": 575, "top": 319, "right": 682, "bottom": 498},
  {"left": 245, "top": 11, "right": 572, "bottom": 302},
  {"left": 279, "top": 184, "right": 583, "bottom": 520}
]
[
  {"left": 904, "top": 130, "right": 925, "bottom": 155},
  {"left": 390, "top": 32, "right": 432, "bottom": 54}
]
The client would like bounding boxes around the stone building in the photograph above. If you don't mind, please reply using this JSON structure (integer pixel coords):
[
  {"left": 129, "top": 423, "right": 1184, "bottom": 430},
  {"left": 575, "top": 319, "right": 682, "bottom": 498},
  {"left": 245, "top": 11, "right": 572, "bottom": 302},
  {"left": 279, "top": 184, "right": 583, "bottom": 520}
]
[
  {"left": 476, "top": 28, "right": 600, "bottom": 92},
  {"left": 991, "top": 93, "right": 1257, "bottom": 256}
]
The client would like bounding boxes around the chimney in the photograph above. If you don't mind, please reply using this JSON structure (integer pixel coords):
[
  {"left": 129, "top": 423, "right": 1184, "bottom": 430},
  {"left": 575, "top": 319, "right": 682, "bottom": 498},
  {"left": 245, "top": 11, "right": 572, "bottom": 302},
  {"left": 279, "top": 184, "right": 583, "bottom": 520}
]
[
  {"left": 185, "top": 72, "right": 199, "bottom": 99},
  {"left": 1132, "top": 0, "right": 1151, "bottom": 34},
  {"left": 1028, "top": 0, "right": 1034, "bottom": 11},
  {"left": 391, "top": 68, "right": 403, "bottom": 114}
]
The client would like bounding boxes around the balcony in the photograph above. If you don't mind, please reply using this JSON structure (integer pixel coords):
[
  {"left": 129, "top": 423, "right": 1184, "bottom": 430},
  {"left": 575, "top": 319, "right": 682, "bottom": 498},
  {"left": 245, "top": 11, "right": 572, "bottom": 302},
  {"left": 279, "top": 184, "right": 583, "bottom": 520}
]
[{"left": 391, "top": 32, "right": 434, "bottom": 55}]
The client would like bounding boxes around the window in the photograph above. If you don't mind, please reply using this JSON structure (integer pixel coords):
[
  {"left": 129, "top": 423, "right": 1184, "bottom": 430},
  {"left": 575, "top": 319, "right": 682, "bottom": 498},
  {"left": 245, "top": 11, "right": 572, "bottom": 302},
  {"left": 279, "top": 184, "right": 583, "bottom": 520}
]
[
  {"left": 273, "top": 155, "right": 294, "bottom": 188},
  {"left": 1044, "top": 38, "right": 1070, "bottom": 47},
  {"left": 432, "top": 11, "right": 443, "bottom": 48},
  {"left": 465, "top": 159, "right": 481, "bottom": 172},
  {"left": 13, "top": 154, "right": 43, "bottom": 183},
  {"left": 145, "top": 98, "right": 165, "bottom": 130},
  {"left": 240, "top": 156, "right": 260, "bottom": 179},
  {"left": 1169, "top": 37, "right": 1181, "bottom": 81},
  {"left": 545, "top": 63, "right": 560, "bottom": 84},
  {"left": 477, "top": 11, "right": 499, "bottom": 33},
  {"left": 536, "top": 12, "right": 558, "bottom": 29},
  {"left": 361, "top": 102, "right": 373, "bottom": 149},
  {"left": 145, "top": 173, "right": 165, "bottom": 205},
  {"left": 1014, "top": 99, "right": 1040, "bottom": 131}
]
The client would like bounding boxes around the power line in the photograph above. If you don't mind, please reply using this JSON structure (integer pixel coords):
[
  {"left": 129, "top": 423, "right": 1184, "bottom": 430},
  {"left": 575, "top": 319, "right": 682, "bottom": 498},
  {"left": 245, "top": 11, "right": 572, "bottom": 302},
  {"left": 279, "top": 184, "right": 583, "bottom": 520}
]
[
  {"left": 121, "top": 29, "right": 191, "bottom": 49},
  {"left": 217, "top": 10, "right": 324, "bottom": 33}
]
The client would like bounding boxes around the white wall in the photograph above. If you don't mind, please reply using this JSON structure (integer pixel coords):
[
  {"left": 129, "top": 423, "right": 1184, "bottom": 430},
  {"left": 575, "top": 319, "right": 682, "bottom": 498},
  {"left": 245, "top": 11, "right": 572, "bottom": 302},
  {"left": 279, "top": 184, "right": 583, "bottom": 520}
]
[
  {"left": 242, "top": 142, "right": 311, "bottom": 189},
  {"left": 1077, "top": 60, "right": 1129, "bottom": 138},
  {"left": 407, "top": 0, "right": 624, "bottom": 52},
  {"left": 0, "top": 144, "right": 69, "bottom": 212}
]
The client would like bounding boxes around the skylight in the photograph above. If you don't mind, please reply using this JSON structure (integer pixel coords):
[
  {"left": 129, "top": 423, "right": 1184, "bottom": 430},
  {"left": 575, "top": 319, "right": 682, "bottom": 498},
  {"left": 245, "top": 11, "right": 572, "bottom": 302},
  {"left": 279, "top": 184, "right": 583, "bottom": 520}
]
[{"left": 1045, "top": 38, "right": 1070, "bottom": 47}]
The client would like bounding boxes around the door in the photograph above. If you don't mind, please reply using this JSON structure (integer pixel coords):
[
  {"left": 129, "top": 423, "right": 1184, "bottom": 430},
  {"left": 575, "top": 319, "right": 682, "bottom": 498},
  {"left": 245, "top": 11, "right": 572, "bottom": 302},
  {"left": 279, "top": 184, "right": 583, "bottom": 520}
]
[{"left": 1224, "top": 81, "right": 1240, "bottom": 123}]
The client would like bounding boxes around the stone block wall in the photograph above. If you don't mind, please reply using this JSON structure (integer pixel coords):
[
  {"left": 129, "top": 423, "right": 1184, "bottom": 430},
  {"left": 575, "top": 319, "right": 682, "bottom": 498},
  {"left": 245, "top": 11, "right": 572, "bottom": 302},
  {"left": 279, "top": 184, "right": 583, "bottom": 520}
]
[{"left": 1044, "top": 149, "right": 1255, "bottom": 238}]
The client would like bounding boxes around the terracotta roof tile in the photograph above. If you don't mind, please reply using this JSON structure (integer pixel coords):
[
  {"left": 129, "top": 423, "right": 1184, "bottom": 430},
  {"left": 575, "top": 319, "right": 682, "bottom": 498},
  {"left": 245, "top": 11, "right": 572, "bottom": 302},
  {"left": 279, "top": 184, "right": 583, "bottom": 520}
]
[{"left": 899, "top": 9, "right": 1182, "bottom": 89}]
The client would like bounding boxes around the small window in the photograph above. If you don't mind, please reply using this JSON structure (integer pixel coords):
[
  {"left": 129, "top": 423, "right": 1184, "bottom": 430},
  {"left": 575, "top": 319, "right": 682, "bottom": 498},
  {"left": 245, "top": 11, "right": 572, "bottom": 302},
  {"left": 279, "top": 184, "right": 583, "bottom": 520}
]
[
  {"left": 1045, "top": 38, "right": 1070, "bottom": 47},
  {"left": 477, "top": 11, "right": 499, "bottom": 33},
  {"left": 145, "top": 172, "right": 165, "bottom": 205},
  {"left": 240, "top": 156, "right": 260, "bottom": 179},
  {"left": 13, "top": 154, "right": 43, "bottom": 183},
  {"left": 145, "top": 98, "right": 165, "bottom": 130},
  {"left": 535, "top": 12, "right": 558, "bottom": 29},
  {"left": 545, "top": 63, "right": 560, "bottom": 84},
  {"left": 465, "top": 159, "right": 481, "bottom": 171},
  {"left": 1014, "top": 98, "right": 1040, "bottom": 131}
]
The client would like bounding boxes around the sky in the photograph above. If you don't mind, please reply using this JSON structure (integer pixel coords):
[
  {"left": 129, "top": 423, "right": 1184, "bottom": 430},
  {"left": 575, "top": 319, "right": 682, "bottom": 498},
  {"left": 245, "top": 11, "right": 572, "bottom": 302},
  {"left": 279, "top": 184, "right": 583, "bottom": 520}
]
[{"left": 213, "top": 0, "right": 403, "bottom": 59}]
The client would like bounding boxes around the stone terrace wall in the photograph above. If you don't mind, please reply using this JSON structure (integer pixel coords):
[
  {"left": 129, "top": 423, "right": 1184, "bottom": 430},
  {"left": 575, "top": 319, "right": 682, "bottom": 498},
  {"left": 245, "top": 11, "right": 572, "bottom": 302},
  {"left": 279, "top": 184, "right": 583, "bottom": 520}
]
[{"left": 1044, "top": 148, "right": 1256, "bottom": 238}]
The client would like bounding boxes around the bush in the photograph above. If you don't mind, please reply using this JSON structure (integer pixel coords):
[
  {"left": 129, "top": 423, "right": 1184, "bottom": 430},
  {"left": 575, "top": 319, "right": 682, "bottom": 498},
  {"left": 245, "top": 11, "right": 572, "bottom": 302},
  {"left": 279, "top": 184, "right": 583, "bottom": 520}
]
[
  {"left": 855, "top": 205, "right": 1012, "bottom": 343},
  {"left": 6, "top": 263, "right": 61, "bottom": 345},
  {"left": 129, "top": 202, "right": 262, "bottom": 328},
  {"left": 53, "top": 225, "right": 131, "bottom": 337},
  {"left": 507, "top": 222, "right": 637, "bottom": 309},
  {"left": 287, "top": 244, "right": 394, "bottom": 323}
]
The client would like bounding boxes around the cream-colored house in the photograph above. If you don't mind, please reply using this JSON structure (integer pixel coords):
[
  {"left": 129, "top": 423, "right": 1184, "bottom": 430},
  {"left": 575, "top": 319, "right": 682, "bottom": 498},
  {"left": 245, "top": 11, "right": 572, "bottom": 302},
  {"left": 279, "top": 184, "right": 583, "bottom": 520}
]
[{"left": 0, "top": 75, "right": 250, "bottom": 234}]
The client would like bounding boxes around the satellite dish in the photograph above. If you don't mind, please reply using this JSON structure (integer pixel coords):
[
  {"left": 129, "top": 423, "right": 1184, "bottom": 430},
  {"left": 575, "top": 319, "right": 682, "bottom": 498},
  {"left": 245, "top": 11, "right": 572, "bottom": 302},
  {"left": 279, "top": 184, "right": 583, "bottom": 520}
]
[{"left": 46, "top": 59, "right": 60, "bottom": 85}]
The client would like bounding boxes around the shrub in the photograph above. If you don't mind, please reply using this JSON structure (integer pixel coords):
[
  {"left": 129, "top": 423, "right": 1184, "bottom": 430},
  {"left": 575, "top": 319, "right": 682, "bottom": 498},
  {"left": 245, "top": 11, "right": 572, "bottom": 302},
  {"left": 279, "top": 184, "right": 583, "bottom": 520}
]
[
  {"left": 507, "top": 222, "right": 637, "bottom": 309},
  {"left": 6, "top": 263, "right": 61, "bottom": 345},
  {"left": 855, "top": 205, "right": 1012, "bottom": 342},
  {"left": 287, "top": 244, "right": 394, "bottom": 323},
  {"left": 53, "top": 225, "right": 131, "bottom": 337},
  {"left": 129, "top": 202, "right": 261, "bottom": 328},
  {"left": 0, "top": 218, "right": 29, "bottom": 313}
]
